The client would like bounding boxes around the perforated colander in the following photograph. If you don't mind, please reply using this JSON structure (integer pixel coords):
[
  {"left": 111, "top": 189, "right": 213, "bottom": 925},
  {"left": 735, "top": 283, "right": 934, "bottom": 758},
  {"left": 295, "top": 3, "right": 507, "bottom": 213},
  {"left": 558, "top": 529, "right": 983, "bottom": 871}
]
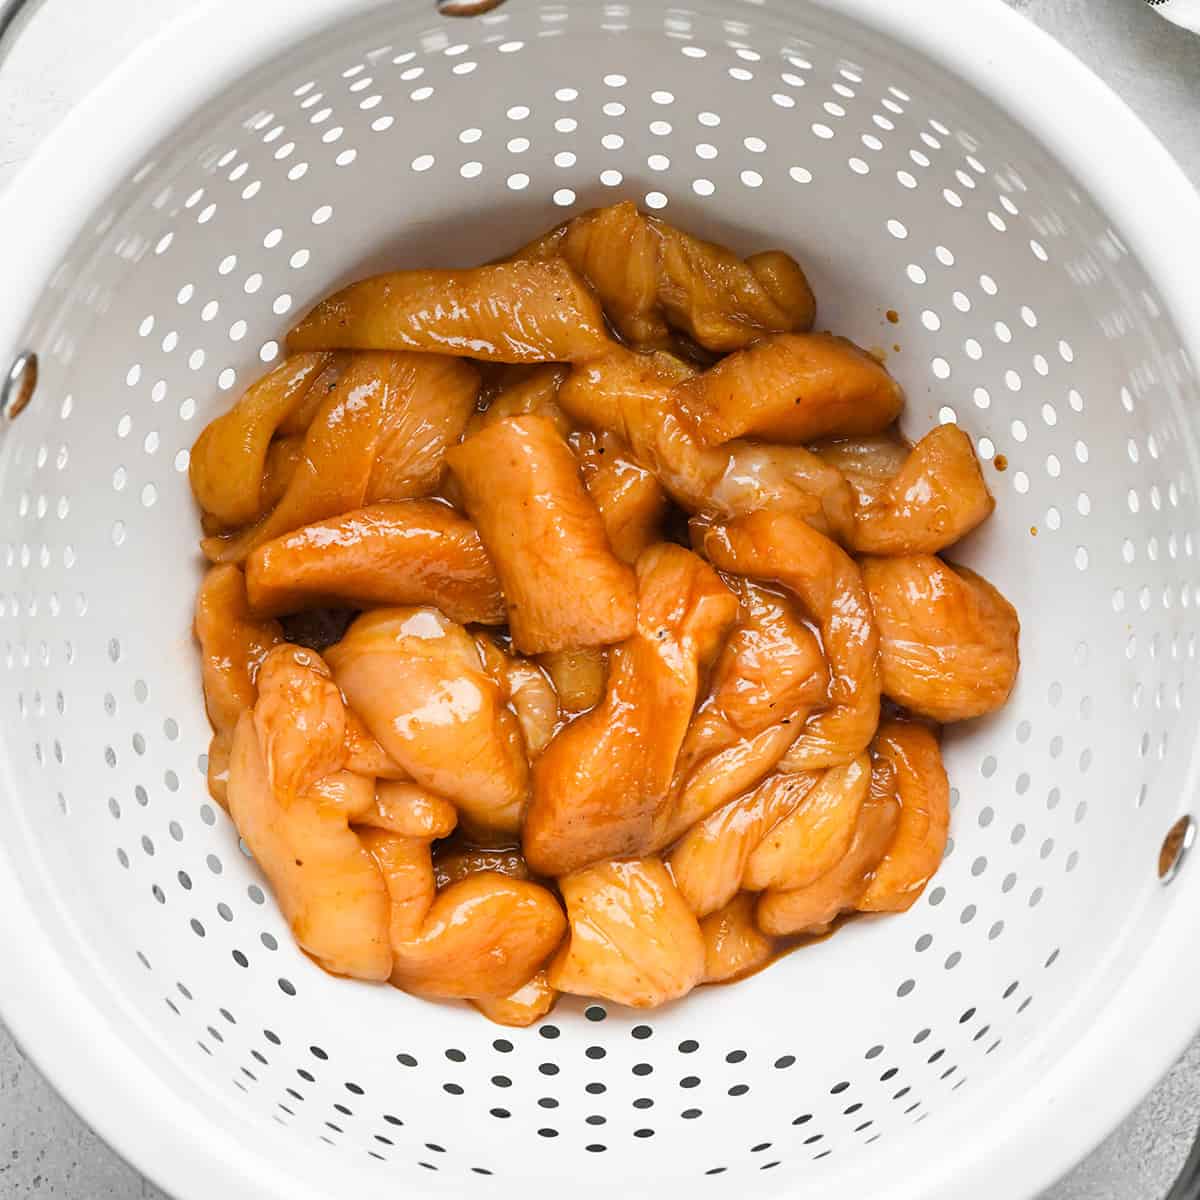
[{"left": 1, "top": 1, "right": 1200, "bottom": 1197}]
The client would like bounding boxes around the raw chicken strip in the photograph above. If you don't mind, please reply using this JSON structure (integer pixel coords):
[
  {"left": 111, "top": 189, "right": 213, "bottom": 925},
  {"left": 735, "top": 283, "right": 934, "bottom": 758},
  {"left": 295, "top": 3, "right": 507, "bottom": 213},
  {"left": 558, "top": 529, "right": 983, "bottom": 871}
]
[
  {"left": 549, "top": 858, "right": 705, "bottom": 1007},
  {"left": 227, "top": 713, "right": 392, "bottom": 980},
  {"left": 245, "top": 500, "right": 505, "bottom": 625},
  {"left": 524, "top": 544, "right": 737, "bottom": 876},
  {"left": 701, "top": 894, "right": 776, "bottom": 984},
  {"left": 287, "top": 260, "right": 613, "bottom": 363},
  {"left": 673, "top": 333, "right": 903, "bottom": 445},
  {"left": 449, "top": 415, "right": 637, "bottom": 654},
  {"left": 862, "top": 555, "right": 1019, "bottom": 722},
  {"left": 702, "top": 511, "right": 881, "bottom": 769},
  {"left": 328, "top": 608, "right": 529, "bottom": 834},
  {"left": 858, "top": 720, "right": 951, "bottom": 912}
]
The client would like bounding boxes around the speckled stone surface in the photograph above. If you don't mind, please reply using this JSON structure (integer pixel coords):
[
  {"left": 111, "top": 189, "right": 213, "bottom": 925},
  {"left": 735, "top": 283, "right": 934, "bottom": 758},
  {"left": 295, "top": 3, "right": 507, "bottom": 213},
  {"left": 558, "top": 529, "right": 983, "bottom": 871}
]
[{"left": 0, "top": 1, "right": 1197, "bottom": 1197}]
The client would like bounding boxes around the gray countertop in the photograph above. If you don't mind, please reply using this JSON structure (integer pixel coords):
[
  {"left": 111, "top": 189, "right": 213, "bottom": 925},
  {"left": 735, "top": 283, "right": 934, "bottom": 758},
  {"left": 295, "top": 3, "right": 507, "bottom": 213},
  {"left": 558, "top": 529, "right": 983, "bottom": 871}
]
[{"left": 1, "top": 1, "right": 1198, "bottom": 1196}]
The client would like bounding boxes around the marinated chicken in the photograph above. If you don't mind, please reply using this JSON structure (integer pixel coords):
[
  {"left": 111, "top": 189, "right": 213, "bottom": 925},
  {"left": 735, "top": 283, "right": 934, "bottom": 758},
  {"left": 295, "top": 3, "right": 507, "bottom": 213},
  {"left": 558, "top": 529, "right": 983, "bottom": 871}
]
[
  {"left": 842, "top": 425, "right": 994, "bottom": 554},
  {"left": 742, "top": 755, "right": 871, "bottom": 892},
  {"left": 523, "top": 544, "right": 737, "bottom": 876},
  {"left": 516, "top": 200, "right": 815, "bottom": 352},
  {"left": 192, "top": 202, "right": 1019, "bottom": 1021},
  {"left": 227, "top": 712, "right": 392, "bottom": 980},
  {"left": 194, "top": 564, "right": 282, "bottom": 805},
  {"left": 857, "top": 720, "right": 950, "bottom": 912},
  {"left": 287, "top": 260, "right": 612, "bottom": 363},
  {"left": 702, "top": 511, "right": 881, "bottom": 770},
  {"left": 862, "top": 555, "right": 1020, "bottom": 721},
  {"left": 245, "top": 500, "right": 505, "bottom": 624},
  {"left": 469, "top": 364, "right": 571, "bottom": 438},
  {"left": 669, "top": 771, "right": 820, "bottom": 918},
  {"left": 538, "top": 647, "right": 608, "bottom": 714},
  {"left": 673, "top": 332, "right": 904, "bottom": 445},
  {"left": 448, "top": 415, "right": 638, "bottom": 654},
  {"left": 572, "top": 429, "right": 669, "bottom": 565},
  {"left": 701, "top": 893, "right": 776, "bottom": 984},
  {"left": 756, "top": 753, "right": 902, "bottom": 935},
  {"left": 657, "top": 580, "right": 828, "bottom": 843},
  {"left": 558, "top": 347, "right": 855, "bottom": 540},
  {"left": 328, "top": 608, "right": 529, "bottom": 834},
  {"left": 253, "top": 644, "right": 347, "bottom": 801},
  {"left": 654, "top": 220, "right": 816, "bottom": 351},
  {"left": 190, "top": 352, "right": 335, "bottom": 529},
  {"left": 473, "top": 971, "right": 559, "bottom": 1027},
  {"left": 201, "top": 352, "right": 464, "bottom": 563},
  {"left": 550, "top": 858, "right": 705, "bottom": 1007}
]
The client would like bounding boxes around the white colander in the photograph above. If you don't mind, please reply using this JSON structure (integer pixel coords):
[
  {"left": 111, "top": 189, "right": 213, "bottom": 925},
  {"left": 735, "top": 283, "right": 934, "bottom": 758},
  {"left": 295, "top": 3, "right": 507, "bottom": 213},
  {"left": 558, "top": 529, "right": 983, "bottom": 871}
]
[{"left": 2, "top": 1, "right": 1200, "bottom": 1198}]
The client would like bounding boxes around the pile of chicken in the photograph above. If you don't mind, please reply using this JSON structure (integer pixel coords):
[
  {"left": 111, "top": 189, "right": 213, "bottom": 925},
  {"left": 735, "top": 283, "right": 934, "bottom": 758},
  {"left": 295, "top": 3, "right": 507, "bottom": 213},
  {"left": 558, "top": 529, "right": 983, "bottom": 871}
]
[{"left": 191, "top": 202, "right": 1019, "bottom": 1026}]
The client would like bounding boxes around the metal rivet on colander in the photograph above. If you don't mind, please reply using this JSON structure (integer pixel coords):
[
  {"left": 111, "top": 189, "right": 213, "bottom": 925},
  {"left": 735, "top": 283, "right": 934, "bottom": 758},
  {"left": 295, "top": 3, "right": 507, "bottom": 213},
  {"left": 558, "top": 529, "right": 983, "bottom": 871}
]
[
  {"left": 1, "top": 349, "right": 37, "bottom": 421},
  {"left": 1159, "top": 814, "right": 1195, "bottom": 883},
  {"left": 436, "top": 0, "right": 507, "bottom": 15}
]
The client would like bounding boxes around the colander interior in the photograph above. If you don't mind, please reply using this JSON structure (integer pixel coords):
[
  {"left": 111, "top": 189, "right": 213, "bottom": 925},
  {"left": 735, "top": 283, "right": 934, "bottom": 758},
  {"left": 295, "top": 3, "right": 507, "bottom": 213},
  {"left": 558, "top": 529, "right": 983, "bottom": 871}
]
[{"left": 1, "top": 1, "right": 1198, "bottom": 1197}]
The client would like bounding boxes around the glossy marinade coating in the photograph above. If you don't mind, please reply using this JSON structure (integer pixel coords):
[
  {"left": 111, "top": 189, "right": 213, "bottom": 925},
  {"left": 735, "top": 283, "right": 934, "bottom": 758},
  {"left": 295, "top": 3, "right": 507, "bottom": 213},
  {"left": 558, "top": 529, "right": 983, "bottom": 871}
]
[{"left": 191, "top": 201, "right": 1019, "bottom": 1020}]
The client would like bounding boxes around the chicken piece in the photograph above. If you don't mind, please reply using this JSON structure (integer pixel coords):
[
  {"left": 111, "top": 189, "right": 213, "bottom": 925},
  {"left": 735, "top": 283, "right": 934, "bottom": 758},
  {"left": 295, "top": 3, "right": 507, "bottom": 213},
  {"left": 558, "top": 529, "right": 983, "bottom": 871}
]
[
  {"left": 757, "top": 754, "right": 901, "bottom": 935},
  {"left": 560, "top": 202, "right": 668, "bottom": 346},
  {"left": 189, "top": 353, "right": 335, "bottom": 528},
  {"left": 662, "top": 723, "right": 802, "bottom": 853},
  {"left": 327, "top": 608, "right": 529, "bottom": 833},
  {"left": 572, "top": 430, "right": 669, "bottom": 565},
  {"left": 861, "top": 555, "right": 1019, "bottom": 722},
  {"left": 538, "top": 647, "right": 608, "bottom": 713},
  {"left": 846, "top": 426, "right": 994, "bottom": 554},
  {"left": 702, "top": 511, "right": 881, "bottom": 769},
  {"left": 559, "top": 347, "right": 854, "bottom": 539},
  {"left": 745, "top": 251, "right": 818, "bottom": 327},
  {"left": 469, "top": 365, "right": 571, "bottom": 438},
  {"left": 473, "top": 971, "right": 559, "bottom": 1027},
  {"left": 673, "top": 333, "right": 904, "bottom": 446},
  {"left": 227, "top": 713, "right": 392, "bottom": 980},
  {"left": 514, "top": 204, "right": 815, "bottom": 352},
  {"left": 202, "top": 352, "right": 422, "bottom": 563},
  {"left": 669, "top": 772, "right": 820, "bottom": 918},
  {"left": 287, "top": 260, "right": 613, "bottom": 363},
  {"left": 704, "top": 581, "right": 831, "bottom": 732},
  {"left": 385, "top": 872, "right": 567, "bottom": 999},
  {"left": 253, "top": 644, "right": 347, "bottom": 801},
  {"left": 361, "top": 784, "right": 456, "bottom": 933},
  {"left": 448, "top": 415, "right": 637, "bottom": 654},
  {"left": 658, "top": 580, "right": 830, "bottom": 843},
  {"left": 259, "top": 437, "right": 304, "bottom": 515},
  {"left": 343, "top": 709, "right": 409, "bottom": 780},
  {"left": 244, "top": 500, "right": 505, "bottom": 625},
  {"left": 858, "top": 720, "right": 950, "bottom": 912},
  {"left": 549, "top": 858, "right": 705, "bottom": 1007},
  {"left": 653, "top": 218, "right": 816, "bottom": 351},
  {"left": 474, "top": 634, "right": 560, "bottom": 758},
  {"left": 359, "top": 828, "right": 441, "bottom": 946},
  {"left": 743, "top": 755, "right": 871, "bottom": 891},
  {"left": 195, "top": 565, "right": 284, "bottom": 742},
  {"left": 701, "top": 894, "right": 776, "bottom": 984},
  {"left": 367, "top": 354, "right": 480, "bottom": 501},
  {"left": 524, "top": 544, "right": 738, "bottom": 876},
  {"left": 194, "top": 564, "right": 282, "bottom": 805}
]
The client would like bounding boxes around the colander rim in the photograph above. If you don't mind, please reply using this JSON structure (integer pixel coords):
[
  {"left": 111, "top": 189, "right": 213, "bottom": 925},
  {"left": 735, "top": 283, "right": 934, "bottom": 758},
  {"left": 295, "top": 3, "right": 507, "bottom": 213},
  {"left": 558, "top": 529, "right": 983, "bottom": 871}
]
[{"left": 0, "top": 1, "right": 1198, "bottom": 1198}]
